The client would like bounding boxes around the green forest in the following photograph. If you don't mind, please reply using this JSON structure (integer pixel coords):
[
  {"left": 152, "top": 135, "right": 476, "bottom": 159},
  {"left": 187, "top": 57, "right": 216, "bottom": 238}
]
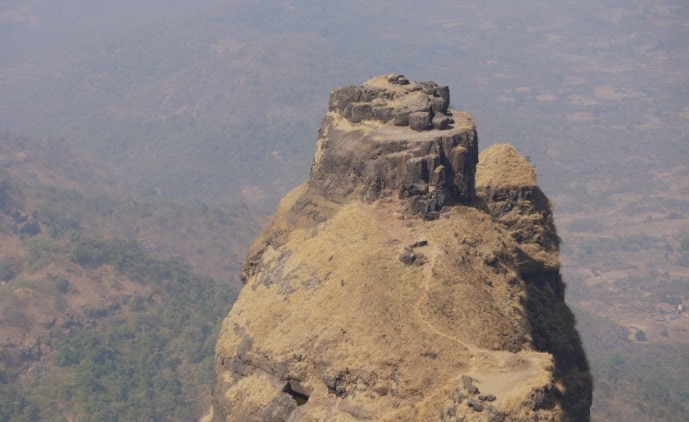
[
  {"left": 1, "top": 230, "right": 235, "bottom": 421},
  {"left": 0, "top": 164, "right": 239, "bottom": 421}
]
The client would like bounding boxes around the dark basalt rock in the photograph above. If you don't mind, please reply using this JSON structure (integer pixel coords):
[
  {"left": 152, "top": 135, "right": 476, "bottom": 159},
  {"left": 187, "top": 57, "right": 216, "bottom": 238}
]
[
  {"left": 399, "top": 249, "right": 416, "bottom": 266},
  {"left": 329, "top": 74, "right": 451, "bottom": 131},
  {"left": 467, "top": 399, "right": 484, "bottom": 412},
  {"left": 311, "top": 75, "right": 478, "bottom": 218}
]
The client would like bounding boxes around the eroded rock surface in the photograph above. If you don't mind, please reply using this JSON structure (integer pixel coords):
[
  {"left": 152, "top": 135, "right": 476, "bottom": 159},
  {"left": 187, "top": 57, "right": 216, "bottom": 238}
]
[
  {"left": 212, "top": 76, "right": 592, "bottom": 421},
  {"left": 311, "top": 75, "right": 478, "bottom": 219},
  {"left": 329, "top": 74, "right": 451, "bottom": 131}
]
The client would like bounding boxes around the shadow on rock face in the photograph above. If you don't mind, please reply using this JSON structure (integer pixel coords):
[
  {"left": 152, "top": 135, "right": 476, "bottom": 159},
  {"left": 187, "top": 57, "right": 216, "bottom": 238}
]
[{"left": 520, "top": 263, "right": 593, "bottom": 420}]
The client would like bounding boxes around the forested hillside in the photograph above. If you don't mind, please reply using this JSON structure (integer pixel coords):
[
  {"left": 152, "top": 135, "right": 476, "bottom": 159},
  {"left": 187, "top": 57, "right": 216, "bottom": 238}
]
[{"left": 0, "top": 133, "right": 257, "bottom": 420}]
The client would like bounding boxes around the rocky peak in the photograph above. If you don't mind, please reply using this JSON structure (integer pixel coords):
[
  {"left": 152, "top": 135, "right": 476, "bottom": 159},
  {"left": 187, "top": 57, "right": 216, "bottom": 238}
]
[
  {"left": 329, "top": 74, "right": 452, "bottom": 131},
  {"left": 212, "top": 77, "right": 592, "bottom": 422},
  {"left": 310, "top": 75, "right": 478, "bottom": 219}
]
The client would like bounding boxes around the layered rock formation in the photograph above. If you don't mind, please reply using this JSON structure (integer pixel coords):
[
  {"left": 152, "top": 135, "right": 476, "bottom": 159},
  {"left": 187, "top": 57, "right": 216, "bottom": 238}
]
[
  {"left": 311, "top": 75, "right": 477, "bottom": 219},
  {"left": 212, "top": 76, "right": 592, "bottom": 421}
]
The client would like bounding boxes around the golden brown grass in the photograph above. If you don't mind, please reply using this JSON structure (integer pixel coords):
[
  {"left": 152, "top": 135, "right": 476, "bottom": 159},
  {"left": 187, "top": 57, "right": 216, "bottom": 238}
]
[
  {"left": 476, "top": 143, "right": 537, "bottom": 189},
  {"left": 217, "top": 187, "right": 562, "bottom": 420}
]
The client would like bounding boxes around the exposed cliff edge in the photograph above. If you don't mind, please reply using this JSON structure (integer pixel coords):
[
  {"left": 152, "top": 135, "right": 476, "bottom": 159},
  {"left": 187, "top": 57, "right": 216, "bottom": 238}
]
[{"left": 211, "top": 75, "right": 592, "bottom": 421}]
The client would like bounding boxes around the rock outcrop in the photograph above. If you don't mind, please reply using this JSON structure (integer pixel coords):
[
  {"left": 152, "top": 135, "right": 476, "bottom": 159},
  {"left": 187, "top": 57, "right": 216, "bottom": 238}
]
[
  {"left": 328, "top": 74, "right": 452, "bottom": 131},
  {"left": 212, "top": 76, "right": 592, "bottom": 421},
  {"left": 311, "top": 75, "right": 478, "bottom": 219}
]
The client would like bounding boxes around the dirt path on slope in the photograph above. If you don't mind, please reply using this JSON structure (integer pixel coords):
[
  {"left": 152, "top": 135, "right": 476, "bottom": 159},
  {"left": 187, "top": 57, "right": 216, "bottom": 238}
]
[{"left": 371, "top": 205, "right": 554, "bottom": 420}]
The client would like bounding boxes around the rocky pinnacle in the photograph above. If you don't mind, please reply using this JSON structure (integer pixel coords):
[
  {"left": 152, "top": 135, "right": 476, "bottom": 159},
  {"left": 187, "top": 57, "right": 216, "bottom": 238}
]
[
  {"left": 309, "top": 74, "right": 478, "bottom": 219},
  {"left": 212, "top": 75, "right": 592, "bottom": 422}
]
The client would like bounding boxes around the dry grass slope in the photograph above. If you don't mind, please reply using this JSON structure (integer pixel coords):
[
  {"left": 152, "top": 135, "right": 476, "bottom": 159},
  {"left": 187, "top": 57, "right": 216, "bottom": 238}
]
[
  {"left": 213, "top": 147, "right": 592, "bottom": 420},
  {"left": 476, "top": 144, "right": 537, "bottom": 190}
]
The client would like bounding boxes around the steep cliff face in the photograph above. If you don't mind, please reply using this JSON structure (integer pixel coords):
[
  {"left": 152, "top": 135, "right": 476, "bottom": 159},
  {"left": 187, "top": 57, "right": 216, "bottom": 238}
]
[
  {"left": 309, "top": 75, "right": 477, "bottom": 219},
  {"left": 212, "top": 75, "right": 592, "bottom": 421}
]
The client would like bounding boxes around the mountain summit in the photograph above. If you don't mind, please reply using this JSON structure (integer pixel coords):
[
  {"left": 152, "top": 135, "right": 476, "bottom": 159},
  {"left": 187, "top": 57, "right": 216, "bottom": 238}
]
[{"left": 211, "top": 75, "right": 592, "bottom": 421}]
